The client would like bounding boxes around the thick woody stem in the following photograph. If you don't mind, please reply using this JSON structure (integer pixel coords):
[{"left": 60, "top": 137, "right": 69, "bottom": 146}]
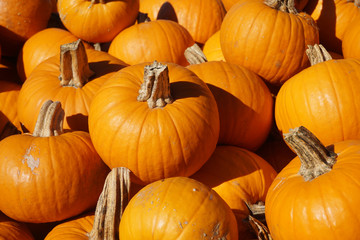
[
  {"left": 306, "top": 44, "right": 333, "bottom": 66},
  {"left": 59, "top": 39, "right": 94, "bottom": 88},
  {"left": 33, "top": 100, "right": 64, "bottom": 137},
  {"left": 89, "top": 167, "right": 131, "bottom": 240},
  {"left": 185, "top": 44, "right": 208, "bottom": 65},
  {"left": 248, "top": 215, "right": 273, "bottom": 240},
  {"left": 91, "top": 0, "right": 106, "bottom": 4},
  {"left": 137, "top": 61, "right": 173, "bottom": 109},
  {"left": 137, "top": 12, "right": 151, "bottom": 23},
  {"left": 355, "top": 0, "right": 360, "bottom": 7},
  {"left": 264, "top": 0, "right": 298, "bottom": 14},
  {"left": 283, "top": 126, "right": 337, "bottom": 181}
]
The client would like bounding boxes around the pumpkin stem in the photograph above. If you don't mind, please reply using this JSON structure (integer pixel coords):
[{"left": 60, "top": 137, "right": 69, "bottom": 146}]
[
  {"left": 137, "top": 61, "right": 173, "bottom": 109},
  {"left": 355, "top": 0, "right": 360, "bottom": 7},
  {"left": 264, "top": 0, "right": 298, "bottom": 14},
  {"left": 89, "top": 167, "right": 131, "bottom": 240},
  {"left": 283, "top": 126, "right": 337, "bottom": 181},
  {"left": 306, "top": 44, "right": 332, "bottom": 66},
  {"left": 32, "top": 100, "right": 64, "bottom": 137},
  {"left": 185, "top": 43, "right": 208, "bottom": 65},
  {"left": 90, "top": 0, "right": 106, "bottom": 4},
  {"left": 137, "top": 12, "right": 151, "bottom": 23},
  {"left": 248, "top": 215, "right": 273, "bottom": 240},
  {"left": 59, "top": 39, "right": 94, "bottom": 88}
]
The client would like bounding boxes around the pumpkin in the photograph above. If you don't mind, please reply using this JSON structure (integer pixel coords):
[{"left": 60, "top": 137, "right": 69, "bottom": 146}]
[
  {"left": 17, "top": 39, "right": 127, "bottom": 133},
  {"left": 139, "top": 0, "right": 226, "bottom": 44},
  {"left": 265, "top": 126, "right": 360, "bottom": 239},
  {"left": 202, "top": 31, "right": 225, "bottom": 62},
  {"left": 0, "top": 0, "right": 52, "bottom": 56},
  {"left": 187, "top": 61, "right": 273, "bottom": 150},
  {"left": 0, "top": 100, "right": 110, "bottom": 223},
  {"left": 108, "top": 19, "right": 195, "bottom": 66},
  {"left": 191, "top": 145, "right": 276, "bottom": 238},
  {"left": 0, "top": 212, "right": 34, "bottom": 240},
  {"left": 0, "top": 80, "right": 22, "bottom": 140},
  {"left": 222, "top": 0, "right": 309, "bottom": 11},
  {"left": 120, "top": 176, "right": 238, "bottom": 239},
  {"left": 342, "top": 15, "right": 360, "bottom": 59},
  {"left": 304, "top": 0, "right": 360, "bottom": 54},
  {"left": 275, "top": 44, "right": 360, "bottom": 147},
  {"left": 89, "top": 61, "right": 219, "bottom": 185},
  {"left": 57, "top": 0, "right": 139, "bottom": 43},
  {"left": 17, "top": 28, "right": 92, "bottom": 82},
  {"left": 220, "top": 0, "right": 319, "bottom": 86}
]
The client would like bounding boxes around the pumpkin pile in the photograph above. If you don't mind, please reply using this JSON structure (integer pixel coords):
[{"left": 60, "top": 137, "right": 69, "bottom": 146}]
[{"left": 1, "top": 0, "right": 360, "bottom": 239}]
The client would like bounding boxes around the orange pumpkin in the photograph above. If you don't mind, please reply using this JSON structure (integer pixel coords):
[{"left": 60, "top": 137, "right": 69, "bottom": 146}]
[
  {"left": 0, "top": 0, "right": 52, "bottom": 56},
  {"left": 220, "top": 0, "right": 319, "bottom": 86},
  {"left": 108, "top": 19, "right": 195, "bottom": 66},
  {"left": 17, "top": 28, "right": 92, "bottom": 82},
  {"left": 89, "top": 61, "right": 219, "bottom": 185},
  {"left": 342, "top": 15, "right": 360, "bottom": 59},
  {"left": 120, "top": 177, "right": 238, "bottom": 239},
  {"left": 191, "top": 145, "right": 276, "bottom": 238},
  {"left": 0, "top": 80, "right": 21, "bottom": 139},
  {"left": 0, "top": 212, "right": 34, "bottom": 240},
  {"left": 266, "top": 126, "right": 360, "bottom": 239},
  {"left": 0, "top": 100, "right": 110, "bottom": 223},
  {"left": 57, "top": 0, "right": 139, "bottom": 43},
  {"left": 222, "top": 0, "right": 309, "bottom": 11},
  {"left": 17, "top": 39, "right": 127, "bottom": 133},
  {"left": 275, "top": 50, "right": 360, "bottom": 147},
  {"left": 139, "top": 0, "right": 226, "bottom": 44},
  {"left": 304, "top": 0, "right": 360, "bottom": 54},
  {"left": 187, "top": 61, "right": 273, "bottom": 150},
  {"left": 202, "top": 31, "right": 225, "bottom": 62}
]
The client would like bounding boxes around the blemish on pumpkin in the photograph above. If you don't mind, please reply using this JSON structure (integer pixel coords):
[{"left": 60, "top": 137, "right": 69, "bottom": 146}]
[
  {"left": 22, "top": 145, "right": 40, "bottom": 173},
  {"left": 192, "top": 188, "right": 198, "bottom": 192},
  {"left": 209, "top": 194, "right": 213, "bottom": 200},
  {"left": 275, "top": 61, "right": 282, "bottom": 68},
  {"left": 179, "top": 222, "right": 183, "bottom": 229}
]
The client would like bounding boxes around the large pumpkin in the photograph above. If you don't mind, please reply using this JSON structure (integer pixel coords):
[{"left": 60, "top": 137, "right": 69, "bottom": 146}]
[
  {"left": 139, "top": 0, "right": 225, "bottom": 44},
  {"left": 108, "top": 19, "right": 195, "bottom": 66},
  {"left": 0, "top": 0, "right": 52, "bottom": 56},
  {"left": 17, "top": 28, "right": 92, "bottom": 82},
  {"left": 17, "top": 39, "right": 127, "bottom": 133},
  {"left": 187, "top": 61, "right": 273, "bottom": 150},
  {"left": 275, "top": 45, "right": 360, "bottom": 147},
  {"left": 191, "top": 145, "right": 276, "bottom": 238},
  {"left": 0, "top": 100, "right": 110, "bottom": 223},
  {"left": 89, "top": 61, "right": 219, "bottom": 185},
  {"left": 120, "top": 176, "right": 238, "bottom": 239},
  {"left": 57, "top": 0, "right": 139, "bottom": 43},
  {"left": 342, "top": 15, "right": 360, "bottom": 58},
  {"left": 266, "top": 126, "right": 360, "bottom": 239},
  {"left": 220, "top": 0, "right": 319, "bottom": 86}
]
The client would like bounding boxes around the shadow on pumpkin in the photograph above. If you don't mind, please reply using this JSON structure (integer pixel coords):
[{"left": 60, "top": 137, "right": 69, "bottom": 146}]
[
  {"left": 88, "top": 60, "right": 127, "bottom": 80},
  {"left": 156, "top": 1, "right": 178, "bottom": 23},
  {"left": 170, "top": 81, "right": 204, "bottom": 100},
  {"left": 0, "top": 25, "right": 26, "bottom": 57},
  {"left": 66, "top": 113, "right": 89, "bottom": 132}
]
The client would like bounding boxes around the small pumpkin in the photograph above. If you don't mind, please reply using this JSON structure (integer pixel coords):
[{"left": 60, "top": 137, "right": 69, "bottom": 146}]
[
  {"left": 57, "top": 0, "right": 139, "bottom": 43},
  {"left": 0, "top": 100, "right": 110, "bottom": 223},
  {"left": 108, "top": 19, "right": 195, "bottom": 66},
  {"left": 220, "top": 0, "right": 319, "bottom": 86},
  {"left": 266, "top": 126, "right": 360, "bottom": 239},
  {"left": 17, "top": 39, "right": 127, "bottom": 133},
  {"left": 202, "top": 31, "right": 225, "bottom": 62},
  {"left": 120, "top": 176, "right": 238, "bottom": 239},
  {"left": 89, "top": 61, "right": 219, "bottom": 185}
]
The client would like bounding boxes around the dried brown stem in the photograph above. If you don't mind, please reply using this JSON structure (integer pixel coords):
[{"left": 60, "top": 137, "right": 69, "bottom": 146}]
[
  {"left": 306, "top": 44, "right": 332, "bottom": 66},
  {"left": 89, "top": 167, "right": 131, "bottom": 240},
  {"left": 283, "top": 126, "right": 337, "bottom": 181},
  {"left": 33, "top": 100, "right": 64, "bottom": 137},
  {"left": 264, "top": 0, "right": 298, "bottom": 14},
  {"left": 185, "top": 43, "right": 208, "bottom": 65},
  {"left": 137, "top": 61, "right": 173, "bottom": 109},
  {"left": 59, "top": 39, "right": 94, "bottom": 88}
]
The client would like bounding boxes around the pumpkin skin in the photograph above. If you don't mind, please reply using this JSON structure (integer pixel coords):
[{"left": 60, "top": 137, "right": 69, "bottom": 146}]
[
  {"left": 17, "top": 28, "right": 92, "bottom": 82},
  {"left": 108, "top": 20, "right": 195, "bottom": 66},
  {"left": 17, "top": 48, "right": 127, "bottom": 133},
  {"left": 0, "top": 80, "right": 21, "bottom": 139},
  {"left": 187, "top": 61, "right": 273, "bottom": 150},
  {"left": 222, "top": 0, "right": 309, "bottom": 11},
  {"left": 0, "top": 0, "right": 52, "bottom": 56},
  {"left": 342, "top": 15, "right": 360, "bottom": 59},
  {"left": 120, "top": 177, "right": 238, "bottom": 239},
  {"left": 202, "top": 31, "right": 225, "bottom": 62},
  {"left": 139, "top": 0, "right": 226, "bottom": 44},
  {"left": 304, "top": 0, "right": 360, "bottom": 54},
  {"left": 191, "top": 146, "right": 276, "bottom": 238},
  {"left": 275, "top": 58, "right": 360, "bottom": 147},
  {"left": 0, "top": 212, "right": 34, "bottom": 240},
  {"left": 57, "top": 0, "right": 139, "bottom": 43},
  {"left": 89, "top": 62, "right": 220, "bottom": 185},
  {"left": 220, "top": 0, "right": 319, "bottom": 86},
  {"left": 266, "top": 138, "right": 360, "bottom": 239},
  {"left": 0, "top": 127, "right": 110, "bottom": 223}
]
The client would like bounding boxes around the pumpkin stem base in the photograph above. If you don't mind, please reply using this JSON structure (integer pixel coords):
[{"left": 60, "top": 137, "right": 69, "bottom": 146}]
[
  {"left": 185, "top": 43, "right": 207, "bottom": 65},
  {"left": 306, "top": 44, "right": 332, "bottom": 66},
  {"left": 33, "top": 100, "right": 64, "bottom": 137}
]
